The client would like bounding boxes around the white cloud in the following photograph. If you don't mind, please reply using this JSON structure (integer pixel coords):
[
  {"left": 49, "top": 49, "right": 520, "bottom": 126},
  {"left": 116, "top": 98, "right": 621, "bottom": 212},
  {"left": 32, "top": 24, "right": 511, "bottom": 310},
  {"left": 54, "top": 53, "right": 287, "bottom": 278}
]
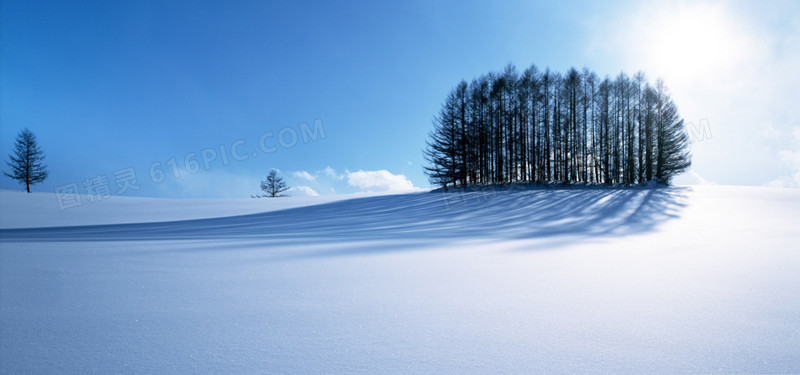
[
  {"left": 768, "top": 152, "right": 800, "bottom": 188},
  {"left": 288, "top": 185, "right": 320, "bottom": 197},
  {"left": 292, "top": 171, "right": 315, "bottom": 182},
  {"left": 769, "top": 126, "right": 800, "bottom": 188},
  {"left": 323, "top": 166, "right": 344, "bottom": 180},
  {"left": 346, "top": 170, "right": 416, "bottom": 192}
]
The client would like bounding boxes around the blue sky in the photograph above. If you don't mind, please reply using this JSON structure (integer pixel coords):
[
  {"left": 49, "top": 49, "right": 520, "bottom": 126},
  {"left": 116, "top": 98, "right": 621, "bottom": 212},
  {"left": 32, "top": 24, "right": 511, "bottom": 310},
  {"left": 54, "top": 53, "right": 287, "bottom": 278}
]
[{"left": 1, "top": 0, "right": 798, "bottom": 198}]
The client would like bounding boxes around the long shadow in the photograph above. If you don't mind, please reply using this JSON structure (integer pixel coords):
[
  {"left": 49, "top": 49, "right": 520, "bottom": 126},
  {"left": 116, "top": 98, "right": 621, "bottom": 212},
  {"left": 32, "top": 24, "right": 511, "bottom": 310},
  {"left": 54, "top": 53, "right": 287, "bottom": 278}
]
[{"left": 0, "top": 186, "right": 690, "bottom": 257}]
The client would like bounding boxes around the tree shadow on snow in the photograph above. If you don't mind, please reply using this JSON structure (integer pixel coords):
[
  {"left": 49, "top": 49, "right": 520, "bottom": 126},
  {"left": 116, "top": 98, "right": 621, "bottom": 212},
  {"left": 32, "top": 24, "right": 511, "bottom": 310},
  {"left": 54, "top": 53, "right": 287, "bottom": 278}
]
[{"left": 0, "top": 186, "right": 690, "bottom": 258}]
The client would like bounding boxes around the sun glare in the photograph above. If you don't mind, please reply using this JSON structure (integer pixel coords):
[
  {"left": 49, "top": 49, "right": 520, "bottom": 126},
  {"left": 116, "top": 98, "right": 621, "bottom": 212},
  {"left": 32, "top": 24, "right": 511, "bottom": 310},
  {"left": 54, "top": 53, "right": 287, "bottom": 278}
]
[{"left": 646, "top": 4, "right": 742, "bottom": 84}]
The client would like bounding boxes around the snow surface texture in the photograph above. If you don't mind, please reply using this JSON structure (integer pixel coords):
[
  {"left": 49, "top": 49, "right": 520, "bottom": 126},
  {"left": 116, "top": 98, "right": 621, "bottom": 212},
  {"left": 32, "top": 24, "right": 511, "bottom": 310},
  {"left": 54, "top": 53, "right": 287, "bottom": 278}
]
[
  {"left": 0, "top": 190, "right": 381, "bottom": 229},
  {"left": 1, "top": 185, "right": 799, "bottom": 373}
]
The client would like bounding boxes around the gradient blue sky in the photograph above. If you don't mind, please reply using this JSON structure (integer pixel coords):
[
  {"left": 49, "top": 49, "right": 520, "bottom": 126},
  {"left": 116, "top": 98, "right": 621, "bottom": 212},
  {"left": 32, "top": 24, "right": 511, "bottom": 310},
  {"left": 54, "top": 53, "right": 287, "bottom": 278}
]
[{"left": 2, "top": 0, "right": 798, "bottom": 198}]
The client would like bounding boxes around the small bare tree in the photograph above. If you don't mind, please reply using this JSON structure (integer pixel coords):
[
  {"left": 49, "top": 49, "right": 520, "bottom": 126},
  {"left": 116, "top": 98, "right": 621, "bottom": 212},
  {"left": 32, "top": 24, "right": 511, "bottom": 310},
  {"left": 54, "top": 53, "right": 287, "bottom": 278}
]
[{"left": 253, "top": 169, "right": 290, "bottom": 198}]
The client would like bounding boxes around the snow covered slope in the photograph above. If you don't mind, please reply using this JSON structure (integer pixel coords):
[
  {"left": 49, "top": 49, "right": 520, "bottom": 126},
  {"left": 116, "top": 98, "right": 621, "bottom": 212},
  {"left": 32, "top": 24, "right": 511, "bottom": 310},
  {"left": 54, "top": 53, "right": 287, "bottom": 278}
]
[
  {"left": 0, "top": 190, "right": 379, "bottom": 229},
  {"left": 1, "top": 185, "right": 799, "bottom": 373}
]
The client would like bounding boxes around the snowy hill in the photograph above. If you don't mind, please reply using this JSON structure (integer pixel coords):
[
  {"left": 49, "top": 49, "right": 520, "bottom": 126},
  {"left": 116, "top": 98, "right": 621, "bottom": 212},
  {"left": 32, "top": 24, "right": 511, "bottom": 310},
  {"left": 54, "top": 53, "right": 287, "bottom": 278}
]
[
  {"left": 0, "top": 190, "right": 385, "bottom": 229},
  {"left": 1, "top": 185, "right": 799, "bottom": 373}
]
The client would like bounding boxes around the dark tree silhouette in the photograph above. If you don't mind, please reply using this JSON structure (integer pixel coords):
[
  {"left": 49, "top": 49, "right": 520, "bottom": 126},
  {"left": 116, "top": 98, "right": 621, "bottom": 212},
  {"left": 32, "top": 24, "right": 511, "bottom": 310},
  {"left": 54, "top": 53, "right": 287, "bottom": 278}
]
[
  {"left": 423, "top": 90, "right": 461, "bottom": 189},
  {"left": 653, "top": 80, "right": 692, "bottom": 184},
  {"left": 254, "top": 169, "right": 290, "bottom": 198},
  {"left": 4, "top": 128, "right": 48, "bottom": 193},
  {"left": 423, "top": 64, "right": 692, "bottom": 188}
]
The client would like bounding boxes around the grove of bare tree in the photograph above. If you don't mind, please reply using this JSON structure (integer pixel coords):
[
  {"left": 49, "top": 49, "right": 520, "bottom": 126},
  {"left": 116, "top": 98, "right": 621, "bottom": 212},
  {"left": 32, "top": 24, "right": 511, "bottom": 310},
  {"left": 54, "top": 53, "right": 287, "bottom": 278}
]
[{"left": 424, "top": 64, "right": 691, "bottom": 188}]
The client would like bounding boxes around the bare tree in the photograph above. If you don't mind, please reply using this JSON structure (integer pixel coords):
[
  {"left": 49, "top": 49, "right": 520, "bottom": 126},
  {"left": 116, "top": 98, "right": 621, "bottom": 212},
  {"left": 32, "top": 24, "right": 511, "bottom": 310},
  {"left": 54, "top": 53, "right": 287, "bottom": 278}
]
[
  {"left": 254, "top": 169, "right": 290, "bottom": 198},
  {"left": 4, "top": 128, "right": 48, "bottom": 193}
]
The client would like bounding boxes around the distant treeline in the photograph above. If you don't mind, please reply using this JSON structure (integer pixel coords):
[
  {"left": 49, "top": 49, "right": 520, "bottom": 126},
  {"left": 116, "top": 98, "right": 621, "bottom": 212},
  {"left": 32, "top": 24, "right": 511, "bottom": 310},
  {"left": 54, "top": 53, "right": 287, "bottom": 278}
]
[{"left": 424, "top": 64, "right": 691, "bottom": 188}]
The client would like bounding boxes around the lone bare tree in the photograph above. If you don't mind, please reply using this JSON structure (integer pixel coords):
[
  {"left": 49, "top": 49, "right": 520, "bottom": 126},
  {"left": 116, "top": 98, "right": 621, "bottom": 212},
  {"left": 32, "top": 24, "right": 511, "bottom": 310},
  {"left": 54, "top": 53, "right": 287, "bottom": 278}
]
[
  {"left": 255, "top": 169, "right": 290, "bottom": 198},
  {"left": 4, "top": 128, "right": 48, "bottom": 193}
]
